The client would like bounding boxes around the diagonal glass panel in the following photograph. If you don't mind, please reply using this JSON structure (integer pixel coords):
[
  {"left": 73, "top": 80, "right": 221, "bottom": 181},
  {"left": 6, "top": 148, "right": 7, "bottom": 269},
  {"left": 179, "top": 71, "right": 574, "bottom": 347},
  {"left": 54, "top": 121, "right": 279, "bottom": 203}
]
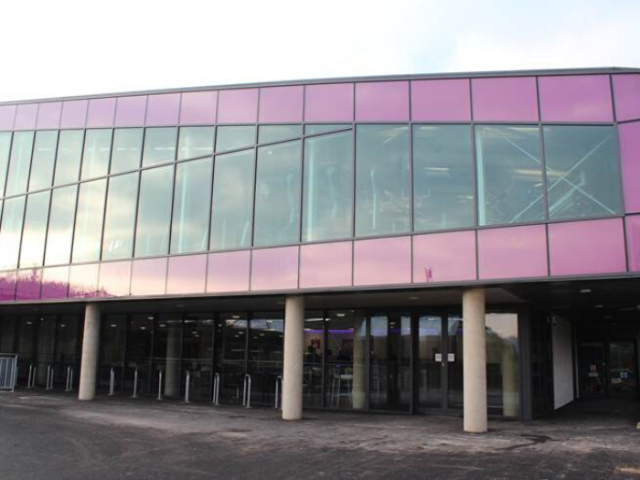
[
  {"left": 177, "top": 127, "right": 215, "bottom": 161},
  {"left": 0, "top": 132, "right": 11, "bottom": 197},
  {"left": 29, "top": 131, "right": 58, "bottom": 191},
  {"left": 258, "top": 125, "right": 302, "bottom": 144},
  {"left": 216, "top": 126, "right": 256, "bottom": 153},
  {"left": 305, "top": 124, "right": 351, "bottom": 136},
  {"left": 5, "top": 131, "right": 34, "bottom": 196}
]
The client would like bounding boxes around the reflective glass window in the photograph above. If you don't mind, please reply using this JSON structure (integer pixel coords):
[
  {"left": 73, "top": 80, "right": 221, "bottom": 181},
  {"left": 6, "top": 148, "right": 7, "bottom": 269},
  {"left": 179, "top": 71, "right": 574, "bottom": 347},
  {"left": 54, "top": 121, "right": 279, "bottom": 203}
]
[
  {"left": 19, "top": 191, "right": 51, "bottom": 268},
  {"left": 258, "top": 125, "right": 302, "bottom": 144},
  {"left": 0, "top": 196, "right": 25, "bottom": 269},
  {"left": 81, "top": 129, "right": 112, "bottom": 180},
  {"left": 302, "top": 130, "right": 353, "bottom": 242},
  {"left": 476, "top": 126, "right": 544, "bottom": 226},
  {"left": 486, "top": 313, "right": 520, "bottom": 417},
  {"left": 216, "top": 126, "right": 256, "bottom": 153},
  {"left": 355, "top": 125, "right": 410, "bottom": 237},
  {"left": 544, "top": 126, "right": 622, "bottom": 221},
  {"left": 142, "top": 127, "right": 177, "bottom": 166},
  {"left": 45, "top": 185, "right": 77, "bottom": 266},
  {"left": 305, "top": 124, "right": 350, "bottom": 135},
  {"left": 254, "top": 140, "right": 301, "bottom": 247},
  {"left": 110, "top": 128, "right": 143, "bottom": 174},
  {"left": 54, "top": 130, "right": 84, "bottom": 186},
  {"left": 135, "top": 165, "right": 174, "bottom": 257},
  {"left": 102, "top": 172, "right": 139, "bottom": 260},
  {"left": 177, "top": 127, "right": 215, "bottom": 161},
  {"left": 29, "top": 131, "right": 58, "bottom": 191},
  {"left": 413, "top": 125, "right": 475, "bottom": 232},
  {"left": 171, "top": 157, "right": 213, "bottom": 254},
  {"left": 72, "top": 179, "right": 107, "bottom": 263},
  {"left": 0, "top": 132, "right": 11, "bottom": 196},
  {"left": 210, "top": 149, "right": 254, "bottom": 251},
  {"left": 5, "top": 131, "right": 34, "bottom": 196}
]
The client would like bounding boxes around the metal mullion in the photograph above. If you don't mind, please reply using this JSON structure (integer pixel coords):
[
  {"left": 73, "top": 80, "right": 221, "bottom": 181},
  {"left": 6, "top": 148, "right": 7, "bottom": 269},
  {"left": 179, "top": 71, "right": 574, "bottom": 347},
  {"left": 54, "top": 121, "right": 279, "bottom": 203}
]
[
  {"left": 0, "top": 131, "right": 14, "bottom": 198},
  {"left": 130, "top": 127, "right": 147, "bottom": 260},
  {"left": 15, "top": 132, "right": 36, "bottom": 271},
  {"left": 441, "top": 313, "right": 449, "bottom": 410}
]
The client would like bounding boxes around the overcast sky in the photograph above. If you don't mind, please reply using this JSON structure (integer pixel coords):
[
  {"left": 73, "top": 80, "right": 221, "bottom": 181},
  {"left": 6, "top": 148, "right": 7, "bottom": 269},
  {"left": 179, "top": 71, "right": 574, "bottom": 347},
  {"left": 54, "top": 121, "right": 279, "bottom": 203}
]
[{"left": 1, "top": 0, "right": 639, "bottom": 102}]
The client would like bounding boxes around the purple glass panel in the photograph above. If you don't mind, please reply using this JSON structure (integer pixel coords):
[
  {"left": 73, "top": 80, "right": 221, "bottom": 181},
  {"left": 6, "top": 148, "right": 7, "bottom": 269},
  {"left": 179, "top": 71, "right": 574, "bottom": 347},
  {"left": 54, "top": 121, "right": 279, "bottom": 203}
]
[
  {"left": 259, "top": 86, "right": 303, "bottom": 123},
  {"left": 620, "top": 121, "right": 640, "bottom": 213},
  {"left": 217, "top": 89, "right": 259, "bottom": 124},
  {"left": 86, "top": 98, "right": 116, "bottom": 127},
  {"left": 354, "top": 236, "right": 411, "bottom": 286},
  {"left": 97, "top": 261, "right": 131, "bottom": 298},
  {"left": 0, "top": 270, "right": 16, "bottom": 301},
  {"left": 472, "top": 77, "right": 538, "bottom": 122},
  {"left": 15, "top": 269, "right": 42, "bottom": 300},
  {"left": 299, "top": 242, "right": 352, "bottom": 289},
  {"left": 0, "top": 105, "right": 16, "bottom": 130},
  {"left": 613, "top": 74, "right": 640, "bottom": 122},
  {"left": 40, "top": 266, "right": 70, "bottom": 300},
  {"left": 14, "top": 104, "right": 38, "bottom": 130},
  {"left": 60, "top": 100, "right": 88, "bottom": 129},
  {"left": 130, "top": 258, "right": 167, "bottom": 296},
  {"left": 206, "top": 251, "right": 250, "bottom": 293},
  {"left": 625, "top": 216, "right": 640, "bottom": 272},
  {"left": 166, "top": 255, "right": 207, "bottom": 295},
  {"left": 411, "top": 79, "right": 471, "bottom": 122},
  {"left": 413, "top": 231, "right": 476, "bottom": 283},
  {"left": 36, "top": 102, "right": 62, "bottom": 129},
  {"left": 539, "top": 75, "right": 613, "bottom": 122},
  {"left": 179, "top": 91, "right": 217, "bottom": 125},
  {"left": 549, "top": 219, "right": 626, "bottom": 276},
  {"left": 251, "top": 247, "right": 299, "bottom": 291},
  {"left": 355, "top": 81, "right": 410, "bottom": 122},
  {"left": 115, "top": 96, "right": 147, "bottom": 126},
  {"left": 68, "top": 264, "right": 99, "bottom": 298},
  {"left": 304, "top": 83, "right": 354, "bottom": 122},
  {"left": 145, "top": 93, "right": 181, "bottom": 126},
  {"left": 478, "top": 225, "right": 548, "bottom": 280}
]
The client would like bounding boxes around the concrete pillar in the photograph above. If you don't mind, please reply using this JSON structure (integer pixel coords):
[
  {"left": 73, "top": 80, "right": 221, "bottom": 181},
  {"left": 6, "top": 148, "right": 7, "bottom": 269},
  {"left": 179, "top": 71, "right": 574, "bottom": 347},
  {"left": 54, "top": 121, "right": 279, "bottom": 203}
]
[
  {"left": 351, "top": 319, "right": 366, "bottom": 409},
  {"left": 164, "top": 324, "right": 181, "bottom": 397},
  {"left": 78, "top": 303, "right": 101, "bottom": 401},
  {"left": 463, "top": 288, "right": 487, "bottom": 433},
  {"left": 282, "top": 295, "right": 305, "bottom": 420},
  {"left": 502, "top": 342, "right": 519, "bottom": 417}
]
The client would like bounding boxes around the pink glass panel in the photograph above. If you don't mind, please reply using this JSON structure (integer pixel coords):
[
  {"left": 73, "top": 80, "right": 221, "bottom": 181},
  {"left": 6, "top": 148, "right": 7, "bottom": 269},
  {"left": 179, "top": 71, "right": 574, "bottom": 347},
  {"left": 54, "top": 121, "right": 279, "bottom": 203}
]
[
  {"left": 304, "top": 83, "right": 354, "bottom": 122},
  {"left": 115, "top": 96, "right": 147, "bottom": 126},
  {"left": 217, "top": 89, "right": 259, "bottom": 124},
  {"left": 625, "top": 216, "right": 640, "bottom": 271},
  {"left": 539, "top": 75, "right": 613, "bottom": 122},
  {"left": 411, "top": 79, "right": 471, "bottom": 122},
  {"left": 207, "top": 251, "right": 250, "bottom": 293},
  {"left": 15, "top": 268, "right": 42, "bottom": 300},
  {"left": 354, "top": 236, "right": 411, "bottom": 286},
  {"left": 620, "top": 121, "right": 640, "bottom": 213},
  {"left": 68, "top": 264, "right": 99, "bottom": 298},
  {"left": 0, "top": 105, "right": 16, "bottom": 130},
  {"left": 14, "top": 104, "right": 38, "bottom": 130},
  {"left": 130, "top": 258, "right": 167, "bottom": 296},
  {"left": 179, "top": 91, "right": 217, "bottom": 125},
  {"left": 413, "top": 231, "right": 476, "bottom": 283},
  {"left": 146, "top": 93, "right": 180, "bottom": 126},
  {"left": 472, "top": 77, "right": 538, "bottom": 122},
  {"left": 0, "top": 271, "right": 16, "bottom": 301},
  {"left": 549, "top": 219, "right": 626, "bottom": 276},
  {"left": 40, "top": 266, "right": 70, "bottom": 300},
  {"left": 97, "top": 261, "right": 131, "bottom": 298},
  {"left": 166, "top": 255, "right": 207, "bottom": 295},
  {"left": 60, "top": 100, "right": 88, "bottom": 129},
  {"left": 299, "top": 242, "right": 352, "bottom": 289},
  {"left": 478, "top": 225, "right": 548, "bottom": 280},
  {"left": 613, "top": 74, "right": 640, "bottom": 122},
  {"left": 36, "top": 102, "right": 62, "bottom": 129},
  {"left": 259, "top": 86, "right": 303, "bottom": 123},
  {"left": 86, "top": 98, "right": 116, "bottom": 127},
  {"left": 355, "top": 81, "right": 410, "bottom": 121},
  {"left": 251, "top": 247, "right": 299, "bottom": 291}
]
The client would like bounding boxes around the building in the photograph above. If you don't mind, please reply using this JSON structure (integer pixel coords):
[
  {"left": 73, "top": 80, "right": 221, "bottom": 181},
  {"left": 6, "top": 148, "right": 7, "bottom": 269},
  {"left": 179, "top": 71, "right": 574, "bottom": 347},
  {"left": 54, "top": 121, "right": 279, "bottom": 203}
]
[{"left": 0, "top": 67, "right": 639, "bottom": 432}]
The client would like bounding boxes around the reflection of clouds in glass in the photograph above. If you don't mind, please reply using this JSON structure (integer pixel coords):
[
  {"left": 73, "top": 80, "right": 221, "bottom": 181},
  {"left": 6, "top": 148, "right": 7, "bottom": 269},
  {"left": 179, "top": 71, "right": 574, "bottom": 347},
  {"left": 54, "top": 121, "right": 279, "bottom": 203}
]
[
  {"left": 103, "top": 173, "right": 138, "bottom": 260},
  {"left": 73, "top": 180, "right": 106, "bottom": 263}
]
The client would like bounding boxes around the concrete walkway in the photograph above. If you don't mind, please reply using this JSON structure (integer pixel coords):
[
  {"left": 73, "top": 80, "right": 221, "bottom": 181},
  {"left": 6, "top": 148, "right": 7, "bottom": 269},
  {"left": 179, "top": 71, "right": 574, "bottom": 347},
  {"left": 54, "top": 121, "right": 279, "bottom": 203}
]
[{"left": 0, "top": 392, "right": 639, "bottom": 479}]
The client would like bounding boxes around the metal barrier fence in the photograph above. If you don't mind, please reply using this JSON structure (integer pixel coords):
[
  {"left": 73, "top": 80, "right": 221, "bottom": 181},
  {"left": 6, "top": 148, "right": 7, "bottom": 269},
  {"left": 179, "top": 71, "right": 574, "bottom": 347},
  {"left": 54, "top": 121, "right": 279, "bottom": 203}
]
[{"left": 0, "top": 354, "right": 18, "bottom": 391}]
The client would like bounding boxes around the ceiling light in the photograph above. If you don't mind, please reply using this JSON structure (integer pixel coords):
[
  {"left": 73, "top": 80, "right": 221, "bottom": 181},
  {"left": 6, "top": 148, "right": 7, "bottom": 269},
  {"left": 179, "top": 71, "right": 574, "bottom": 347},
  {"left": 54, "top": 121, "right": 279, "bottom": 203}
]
[
  {"left": 409, "top": 296, "right": 419, "bottom": 300},
  {"left": 579, "top": 289, "right": 591, "bottom": 294},
  {"left": 594, "top": 304, "right": 604, "bottom": 308}
]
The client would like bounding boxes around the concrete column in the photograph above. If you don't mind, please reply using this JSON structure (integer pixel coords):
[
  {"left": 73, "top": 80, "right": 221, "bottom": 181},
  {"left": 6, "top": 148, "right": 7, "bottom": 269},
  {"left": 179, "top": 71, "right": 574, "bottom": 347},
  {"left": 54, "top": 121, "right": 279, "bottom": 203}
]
[
  {"left": 78, "top": 303, "right": 101, "bottom": 401},
  {"left": 463, "top": 288, "right": 487, "bottom": 433},
  {"left": 502, "top": 342, "right": 519, "bottom": 417},
  {"left": 282, "top": 295, "right": 305, "bottom": 420}
]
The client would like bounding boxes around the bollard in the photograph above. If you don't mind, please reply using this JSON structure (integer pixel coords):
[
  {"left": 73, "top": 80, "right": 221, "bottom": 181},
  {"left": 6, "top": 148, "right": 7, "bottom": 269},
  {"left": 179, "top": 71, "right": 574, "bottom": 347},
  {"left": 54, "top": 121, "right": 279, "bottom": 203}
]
[
  {"left": 45, "top": 365, "right": 53, "bottom": 390},
  {"left": 274, "top": 375, "right": 283, "bottom": 409},
  {"left": 132, "top": 368, "right": 139, "bottom": 398},
  {"left": 157, "top": 370, "right": 163, "bottom": 401},
  {"left": 65, "top": 366, "right": 72, "bottom": 392},
  {"left": 27, "top": 364, "right": 34, "bottom": 389},
  {"left": 108, "top": 367, "right": 115, "bottom": 396},
  {"left": 69, "top": 368, "right": 74, "bottom": 391},
  {"left": 242, "top": 374, "right": 252, "bottom": 408},
  {"left": 212, "top": 372, "right": 220, "bottom": 406},
  {"left": 184, "top": 371, "right": 191, "bottom": 403}
]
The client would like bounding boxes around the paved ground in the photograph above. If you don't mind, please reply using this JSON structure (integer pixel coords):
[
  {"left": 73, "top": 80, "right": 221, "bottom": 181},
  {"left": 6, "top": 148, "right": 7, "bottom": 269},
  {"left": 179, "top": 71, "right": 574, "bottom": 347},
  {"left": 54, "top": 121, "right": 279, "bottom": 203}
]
[{"left": 0, "top": 392, "right": 639, "bottom": 479}]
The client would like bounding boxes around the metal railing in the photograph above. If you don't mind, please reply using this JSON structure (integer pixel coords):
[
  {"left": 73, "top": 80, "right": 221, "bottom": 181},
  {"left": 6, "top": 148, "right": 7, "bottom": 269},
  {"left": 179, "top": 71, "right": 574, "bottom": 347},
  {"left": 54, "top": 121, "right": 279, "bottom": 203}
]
[
  {"left": 0, "top": 354, "right": 18, "bottom": 392},
  {"left": 212, "top": 372, "right": 220, "bottom": 406},
  {"left": 274, "top": 375, "right": 283, "bottom": 409},
  {"left": 242, "top": 374, "right": 252, "bottom": 408},
  {"left": 27, "top": 363, "right": 36, "bottom": 388},
  {"left": 45, "top": 365, "right": 54, "bottom": 390}
]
